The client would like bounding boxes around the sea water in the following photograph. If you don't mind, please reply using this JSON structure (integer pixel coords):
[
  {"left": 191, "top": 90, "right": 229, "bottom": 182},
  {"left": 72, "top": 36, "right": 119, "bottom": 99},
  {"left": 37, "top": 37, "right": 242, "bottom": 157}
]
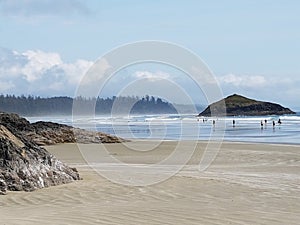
[{"left": 27, "top": 113, "right": 300, "bottom": 145}]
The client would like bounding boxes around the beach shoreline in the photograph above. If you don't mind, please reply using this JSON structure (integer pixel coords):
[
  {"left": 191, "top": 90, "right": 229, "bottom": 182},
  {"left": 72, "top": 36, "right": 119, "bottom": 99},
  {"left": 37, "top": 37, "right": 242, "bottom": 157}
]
[{"left": 1, "top": 140, "right": 300, "bottom": 224}]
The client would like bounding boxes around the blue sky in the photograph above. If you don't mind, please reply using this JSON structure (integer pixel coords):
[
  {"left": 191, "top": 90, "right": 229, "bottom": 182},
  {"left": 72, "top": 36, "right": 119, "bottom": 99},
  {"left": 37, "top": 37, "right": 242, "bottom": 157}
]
[{"left": 0, "top": 0, "right": 299, "bottom": 108}]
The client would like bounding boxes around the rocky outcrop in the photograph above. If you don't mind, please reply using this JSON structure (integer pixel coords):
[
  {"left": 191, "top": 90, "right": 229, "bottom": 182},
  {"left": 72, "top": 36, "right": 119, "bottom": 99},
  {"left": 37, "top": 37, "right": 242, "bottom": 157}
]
[
  {"left": 30, "top": 121, "right": 125, "bottom": 145},
  {"left": 0, "top": 113, "right": 126, "bottom": 146},
  {"left": 199, "top": 94, "right": 296, "bottom": 117},
  {"left": 0, "top": 112, "right": 125, "bottom": 194},
  {"left": 0, "top": 123, "right": 80, "bottom": 195}
]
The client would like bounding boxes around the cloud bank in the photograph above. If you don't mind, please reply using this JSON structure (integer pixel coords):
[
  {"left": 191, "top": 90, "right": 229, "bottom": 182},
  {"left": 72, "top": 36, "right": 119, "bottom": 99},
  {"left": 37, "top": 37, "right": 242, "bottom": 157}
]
[
  {"left": 0, "top": 47, "right": 299, "bottom": 108},
  {"left": 0, "top": 48, "right": 93, "bottom": 96}
]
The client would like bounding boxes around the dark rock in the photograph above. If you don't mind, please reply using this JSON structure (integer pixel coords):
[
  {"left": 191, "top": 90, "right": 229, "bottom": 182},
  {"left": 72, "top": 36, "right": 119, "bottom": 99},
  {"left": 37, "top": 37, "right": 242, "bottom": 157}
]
[
  {"left": 0, "top": 112, "right": 126, "bottom": 146},
  {"left": 199, "top": 94, "right": 296, "bottom": 117},
  {"left": 0, "top": 133, "right": 81, "bottom": 194},
  {"left": 0, "top": 113, "right": 33, "bottom": 132},
  {"left": 0, "top": 114, "right": 81, "bottom": 194},
  {"left": 28, "top": 121, "right": 126, "bottom": 145},
  {"left": 0, "top": 171, "right": 7, "bottom": 195},
  {"left": 0, "top": 112, "right": 126, "bottom": 194}
]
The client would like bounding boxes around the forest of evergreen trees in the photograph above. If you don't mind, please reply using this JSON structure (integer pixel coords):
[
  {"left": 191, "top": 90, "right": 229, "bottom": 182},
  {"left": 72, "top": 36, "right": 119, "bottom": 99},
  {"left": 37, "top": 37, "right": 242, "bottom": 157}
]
[{"left": 0, "top": 94, "right": 177, "bottom": 116}]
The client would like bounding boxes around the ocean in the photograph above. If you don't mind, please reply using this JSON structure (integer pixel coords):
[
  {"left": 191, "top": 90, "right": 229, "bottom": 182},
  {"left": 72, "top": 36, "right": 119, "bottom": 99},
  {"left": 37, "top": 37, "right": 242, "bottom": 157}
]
[{"left": 26, "top": 113, "right": 300, "bottom": 145}]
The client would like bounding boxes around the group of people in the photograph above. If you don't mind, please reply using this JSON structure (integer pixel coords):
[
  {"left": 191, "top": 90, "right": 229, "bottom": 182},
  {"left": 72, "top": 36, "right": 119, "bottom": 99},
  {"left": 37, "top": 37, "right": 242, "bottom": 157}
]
[
  {"left": 260, "top": 119, "right": 282, "bottom": 128},
  {"left": 197, "top": 118, "right": 282, "bottom": 129},
  {"left": 202, "top": 118, "right": 283, "bottom": 128}
]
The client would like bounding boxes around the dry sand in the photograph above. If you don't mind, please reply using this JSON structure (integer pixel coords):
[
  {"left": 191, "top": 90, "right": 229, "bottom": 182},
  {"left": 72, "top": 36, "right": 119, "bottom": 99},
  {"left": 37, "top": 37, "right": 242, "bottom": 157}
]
[{"left": 1, "top": 141, "right": 300, "bottom": 225}]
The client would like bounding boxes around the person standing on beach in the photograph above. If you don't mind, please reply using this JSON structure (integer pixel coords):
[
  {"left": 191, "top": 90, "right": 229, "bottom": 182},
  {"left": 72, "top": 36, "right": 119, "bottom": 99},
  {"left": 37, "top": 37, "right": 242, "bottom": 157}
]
[
  {"left": 273, "top": 121, "right": 276, "bottom": 128},
  {"left": 233, "top": 119, "right": 236, "bottom": 127},
  {"left": 261, "top": 120, "right": 264, "bottom": 129},
  {"left": 278, "top": 118, "right": 282, "bottom": 125}
]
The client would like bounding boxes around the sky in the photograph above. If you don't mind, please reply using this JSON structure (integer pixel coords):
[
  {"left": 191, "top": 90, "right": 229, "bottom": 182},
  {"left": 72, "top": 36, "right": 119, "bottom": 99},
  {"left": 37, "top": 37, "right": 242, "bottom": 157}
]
[{"left": 0, "top": 0, "right": 299, "bottom": 109}]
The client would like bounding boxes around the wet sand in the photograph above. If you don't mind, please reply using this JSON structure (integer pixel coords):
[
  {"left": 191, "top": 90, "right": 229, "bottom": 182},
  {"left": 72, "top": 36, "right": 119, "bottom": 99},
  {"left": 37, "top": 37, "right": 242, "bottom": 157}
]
[{"left": 1, "top": 141, "right": 300, "bottom": 224}]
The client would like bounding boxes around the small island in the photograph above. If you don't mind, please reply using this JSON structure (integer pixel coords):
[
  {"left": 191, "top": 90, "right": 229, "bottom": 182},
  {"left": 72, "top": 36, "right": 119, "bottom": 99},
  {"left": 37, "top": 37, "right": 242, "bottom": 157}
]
[{"left": 199, "top": 94, "right": 296, "bottom": 117}]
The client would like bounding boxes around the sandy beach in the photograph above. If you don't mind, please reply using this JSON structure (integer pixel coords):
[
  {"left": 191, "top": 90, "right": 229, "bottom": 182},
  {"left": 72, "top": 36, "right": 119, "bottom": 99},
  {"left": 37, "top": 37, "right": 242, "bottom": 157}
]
[{"left": 1, "top": 141, "right": 300, "bottom": 225}]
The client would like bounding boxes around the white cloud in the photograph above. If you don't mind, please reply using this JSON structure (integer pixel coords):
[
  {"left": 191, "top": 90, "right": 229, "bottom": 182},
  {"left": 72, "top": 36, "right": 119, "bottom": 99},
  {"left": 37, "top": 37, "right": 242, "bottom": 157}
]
[
  {"left": 219, "top": 74, "right": 267, "bottom": 88},
  {"left": 218, "top": 73, "right": 300, "bottom": 108},
  {"left": 21, "top": 50, "right": 62, "bottom": 81},
  {"left": 74, "top": 58, "right": 112, "bottom": 97},
  {"left": 61, "top": 59, "right": 94, "bottom": 84},
  {"left": 133, "top": 71, "right": 170, "bottom": 82},
  {"left": 80, "top": 58, "right": 111, "bottom": 86},
  {"left": 0, "top": 48, "right": 93, "bottom": 96}
]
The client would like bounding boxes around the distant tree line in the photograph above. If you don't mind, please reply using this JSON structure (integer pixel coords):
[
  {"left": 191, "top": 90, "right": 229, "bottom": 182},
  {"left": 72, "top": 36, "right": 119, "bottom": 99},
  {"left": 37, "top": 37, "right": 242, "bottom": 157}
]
[{"left": 0, "top": 94, "right": 177, "bottom": 116}]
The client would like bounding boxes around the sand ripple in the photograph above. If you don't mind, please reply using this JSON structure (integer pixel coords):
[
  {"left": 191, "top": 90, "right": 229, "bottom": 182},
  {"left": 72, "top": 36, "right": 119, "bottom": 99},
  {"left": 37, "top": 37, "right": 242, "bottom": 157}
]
[{"left": 1, "top": 141, "right": 300, "bottom": 224}]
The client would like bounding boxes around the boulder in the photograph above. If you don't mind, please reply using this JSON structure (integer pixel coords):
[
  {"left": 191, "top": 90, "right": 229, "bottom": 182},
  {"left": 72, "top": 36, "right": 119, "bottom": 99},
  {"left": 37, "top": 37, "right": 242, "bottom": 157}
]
[
  {"left": 0, "top": 112, "right": 125, "bottom": 194},
  {"left": 0, "top": 124, "right": 80, "bottom": 194}
]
